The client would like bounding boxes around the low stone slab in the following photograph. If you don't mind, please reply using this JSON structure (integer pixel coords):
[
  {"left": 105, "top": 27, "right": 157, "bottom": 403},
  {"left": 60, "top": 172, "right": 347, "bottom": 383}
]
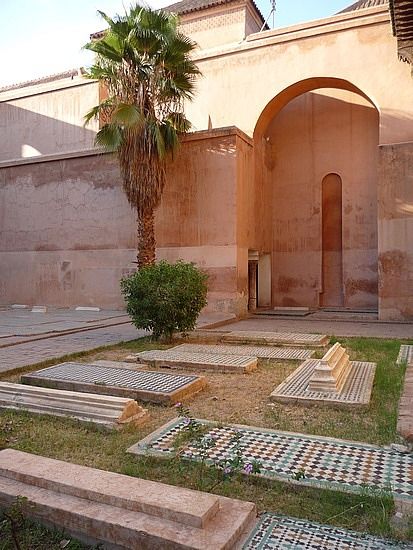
[
  {"left": 221, "top": 331, "right": 329, "bottom": 348},
  {"left": 21, "top": 362, "right": 206, "bottom": 405},
  {"left": 270, "top": 359, "right": 376, "bottom": 408},
  {"left": 398, "top": 364, "right": 413, "bottom": 445},
  {"left": 135, "top": 350, "right": 258, "bottom": 373},
  {"left": 244, "top": 513, "right": 409, "bottom": 549},
  {"left": 128, "top": 417, "right": 413, "bottom": 508},
  {"left": 0, "top": 449, "right": 256, "bottom": 550},
  {"left": 0, "top": 381, "right": 148, "bottom": 429},
  {"left": 167, "top": 344, "right": 315, "bottom": 361},
  {"left": 397, "top": 345, "right": 413, "bottom": 365}
]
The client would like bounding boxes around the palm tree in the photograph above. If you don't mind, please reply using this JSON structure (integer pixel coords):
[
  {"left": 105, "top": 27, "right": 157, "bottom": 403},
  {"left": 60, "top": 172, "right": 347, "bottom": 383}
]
[{"left": 84, "top": 5, "right": 200, "bottom": 267}]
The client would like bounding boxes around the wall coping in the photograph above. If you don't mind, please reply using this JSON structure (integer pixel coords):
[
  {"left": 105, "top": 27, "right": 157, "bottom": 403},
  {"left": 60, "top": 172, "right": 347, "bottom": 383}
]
[
  {"left": 378, "top": 140, "right": 413, "bottom": 149},
  {"left": 0, "top": 127, "right": 253, "bottom": 169},
  {"left": 193, "top": 7, "right": 390, "bottom": 62},
  {"left": 0, "top": 77, "right": 97, "bottom": 103}
]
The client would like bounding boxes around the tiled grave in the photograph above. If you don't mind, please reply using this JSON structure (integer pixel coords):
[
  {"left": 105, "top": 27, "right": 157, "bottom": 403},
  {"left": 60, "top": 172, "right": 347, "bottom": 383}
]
[
  {"left": 134, "top": 350, "right": 257, "bottom": 373},
  {"left": 243, "top": 513, "right": 410, "bottom": 549},
  {"left": 169, "top": 343, "right": 315, "bottom": 361},
  {"left": 128, "top": 418, "right": 413, "bottom": 506},
  {"left": 397, "top": 345, "right": 413, "bottom": 365},
  {"left": 21, "top": 362, "right": 206, "bottom": 405},
  {"left": 270, "top": 343, "right": 376, "bottom": 408},
  {"left": 0, "top": 381, "right": 149, "bottom": 429},
  {"left": 221, "top": 331, "right": 329, "bottom": 348}
]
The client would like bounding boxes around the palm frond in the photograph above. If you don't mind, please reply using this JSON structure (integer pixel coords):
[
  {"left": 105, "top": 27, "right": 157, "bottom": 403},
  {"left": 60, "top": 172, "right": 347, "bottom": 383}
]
[{"left": 95, "top": 124, "right": 123, "bottom": 151}]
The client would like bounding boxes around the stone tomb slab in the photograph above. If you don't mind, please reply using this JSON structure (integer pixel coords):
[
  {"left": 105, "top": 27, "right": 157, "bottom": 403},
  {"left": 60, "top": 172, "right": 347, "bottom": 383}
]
[
  {"left": 0, "top": 449, "right": 256, "bottom": 550},
  {"left": 397, "top": 345, "right": 413, "bottom": 365},
  {"left": 243, "top": 513, "right": 409, "bottom": 549},
  {"left": 21, "top": 362, "right": 206, "bottom": 405},
  {"left": 135, "top": 350, "right": 257, "bottom": 373},
  {"left": 168, "top": 343, "right": 315, "bottom": 361},
  {"left": 0, "top": 381, "right": 149, "bottom": 429},
  {"left": 270, "top": 359, "right": 376, "bottom": 408},
  {"left": 397, "top": 364, "right": 413, "bottom": 445},
  {"left": 221, "top": 330, "right": 329, "bottom": 348},
  {"left": 128, "top": 417, "right": 413, "bottom": 508}
]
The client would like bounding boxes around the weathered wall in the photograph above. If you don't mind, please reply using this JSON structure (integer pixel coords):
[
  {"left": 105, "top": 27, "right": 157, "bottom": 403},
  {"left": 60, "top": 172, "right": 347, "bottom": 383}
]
[
  {"left": 262, "top": 89, "right": 379, "bottom": 309},
  {"left": 0, "top": 77, "right": 99, "bottom": 162},
  {"left": 378, "top": 142, "right": 413, "bottom": 320},
  {"left": 157, "top": 127, "right": 253, "bottom": 314},
  {"left": 0, "top": 129, "right": 249, "bottom": 313}
]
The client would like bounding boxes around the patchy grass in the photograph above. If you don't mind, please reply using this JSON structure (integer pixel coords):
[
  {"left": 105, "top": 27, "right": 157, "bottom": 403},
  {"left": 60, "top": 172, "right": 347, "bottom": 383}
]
[
  {"left": 0, "top": 411, "right": 404, "bottom": 542},
  {"left": 0, "top": 515, "right": 92, "bottom": 550},
  {"left": 0, "top": 335, "right": 411, "bottom": 544}
]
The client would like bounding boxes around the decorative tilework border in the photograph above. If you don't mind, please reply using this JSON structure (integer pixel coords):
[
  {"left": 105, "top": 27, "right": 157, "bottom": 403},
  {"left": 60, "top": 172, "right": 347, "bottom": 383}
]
[
  {"left": 128, "top": 418, "right": 413, "bottom": 503},
  {"left": 242, "top": 513, "right": 412, "bottom": 549}
]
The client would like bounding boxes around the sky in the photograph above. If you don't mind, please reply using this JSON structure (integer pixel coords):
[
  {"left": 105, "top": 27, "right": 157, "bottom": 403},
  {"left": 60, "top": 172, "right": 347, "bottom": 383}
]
[{"left": 0, "top": 0, "right": 353, "bottom": 87}]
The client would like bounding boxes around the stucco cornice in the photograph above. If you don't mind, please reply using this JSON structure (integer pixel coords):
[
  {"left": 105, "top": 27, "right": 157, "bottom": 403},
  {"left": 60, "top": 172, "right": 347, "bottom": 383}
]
[
  {"left": 192, "top": 7, "right": 390, "bottom": 61},
  {"left": 182, "top": 126, "right": 253, "bottom": 145},
  {"left": 0, "top": 127, "right": 253, "bottom": 169}
]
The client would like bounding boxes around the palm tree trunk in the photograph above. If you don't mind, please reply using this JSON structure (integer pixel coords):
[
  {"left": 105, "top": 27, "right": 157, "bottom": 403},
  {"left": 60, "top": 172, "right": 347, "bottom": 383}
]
[{"left": 137, "top": 210, "right": 156, "bottom": 268}]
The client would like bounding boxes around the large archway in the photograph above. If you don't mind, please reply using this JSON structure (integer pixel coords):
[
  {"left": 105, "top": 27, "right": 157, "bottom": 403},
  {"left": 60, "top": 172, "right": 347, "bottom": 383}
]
[{"left": 253, "top": 78, "right": 380, "bottom": 310}]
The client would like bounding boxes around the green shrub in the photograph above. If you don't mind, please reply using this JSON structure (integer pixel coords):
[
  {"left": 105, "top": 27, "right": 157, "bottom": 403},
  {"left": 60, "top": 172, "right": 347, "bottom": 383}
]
[{"left": 121, "top": 260, "right": 208, "bottom": 340}]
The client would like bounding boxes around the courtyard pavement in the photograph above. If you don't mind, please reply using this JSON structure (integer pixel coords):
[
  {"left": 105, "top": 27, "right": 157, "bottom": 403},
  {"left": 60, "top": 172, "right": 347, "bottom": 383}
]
[
  {"left": 220, "top": 315, "right": 413, "bottom": 339},
  {"left": 0, "top": 309, "right": 234, "bottom": 375},
  {"left": 1, "top": 308, "right": 412, "bottom": 376}
]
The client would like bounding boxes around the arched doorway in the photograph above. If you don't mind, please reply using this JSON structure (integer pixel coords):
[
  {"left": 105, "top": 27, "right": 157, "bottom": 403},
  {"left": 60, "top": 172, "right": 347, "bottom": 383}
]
[{"left": 253, "top": 78, "right": 379, "bottom": 310}]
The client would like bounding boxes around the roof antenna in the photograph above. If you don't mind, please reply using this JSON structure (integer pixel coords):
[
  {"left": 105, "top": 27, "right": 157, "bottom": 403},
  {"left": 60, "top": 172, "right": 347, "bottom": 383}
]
[{"left": 260, "top": 0, "right": 276, "bottom": 31}]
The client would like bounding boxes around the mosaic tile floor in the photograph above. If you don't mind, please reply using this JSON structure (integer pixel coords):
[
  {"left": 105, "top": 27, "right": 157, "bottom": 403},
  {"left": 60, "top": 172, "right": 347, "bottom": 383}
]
[
  {"left": 243, "top": 513, "right": 412, "bottom": 549},
  {"left": 135, "top": 349, "right": 257, "bottom": 373},
  {"left": 221, "top": 331, "right": 329, "bottom": 347},
  {"left": 129, "top": 418, "right": 413, "bottom": 503},
  {"left": 21, "top": 362, "right": 205, "bottom": 404},
  {"left": 397, "top": 345, "right": 413, "bottom": 365},
  {"left": 172, "top": 343, "right": 315, "bottom": 361},
  {"left": 270, "top": 359, "right": 376, "bottom": 408}
]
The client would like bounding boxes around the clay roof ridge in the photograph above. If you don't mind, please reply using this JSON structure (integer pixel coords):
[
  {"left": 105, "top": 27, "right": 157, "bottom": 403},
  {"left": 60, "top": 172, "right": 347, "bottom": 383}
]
[
  {"left": 90, "top": 0, "right": 268, "bottom": 39},
  {"left": 338, "top": 0, "right": 389, "bottom": 14},
  {"left": 0, "top": 68, "right": 86, "bottom": 93}
]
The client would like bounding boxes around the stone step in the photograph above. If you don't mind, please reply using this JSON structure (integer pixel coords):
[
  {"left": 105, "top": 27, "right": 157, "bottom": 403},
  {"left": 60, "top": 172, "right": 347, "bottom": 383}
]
[
  {"left": 167, "top": 344, "right": 315, "bottom": 361},
  {"left": 21, "top": 362, "right": 206, "bottom": 405},
  {"left": 135, "top": 350, "right": 257, "bottom": 373},
  {"left": 0, "top": 449, "right": 256, "bottom": 550},
  {"left": 221, "top": 331, "right": 329, "bottom": 348},
  {"left": 0, "top": 381, "right": 149, "bottom": 429}
]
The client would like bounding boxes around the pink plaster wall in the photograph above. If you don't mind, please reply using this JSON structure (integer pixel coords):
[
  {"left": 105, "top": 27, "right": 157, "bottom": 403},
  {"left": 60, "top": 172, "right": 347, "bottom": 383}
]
[
  {"left": 0, "top": 130, "right": 249, "bottom": 313},
  {"left": 378, "top": 142, "right": 413, "bottom": 320}
]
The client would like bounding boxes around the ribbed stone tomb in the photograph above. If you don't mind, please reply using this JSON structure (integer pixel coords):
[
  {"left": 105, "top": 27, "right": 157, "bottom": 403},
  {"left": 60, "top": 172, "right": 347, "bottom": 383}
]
[
  {"left": 21, "top": 362, "right": 206, "bottom": 405},
  {"left": 0, "top": 449, "right": 256, "bottom": 550},
  {"left": 270, "top": 343, "right": 376, "bottom": 408},
  {"left": 221, "top": 330, "right": 329, "bottom": 348},
  {"left": 397, "top": 345, "right": 413, "bottom": 366},
  {"left": 0, "top": 381, "right": 148, "bottom": 429},
  {"left": 134, "top": 349, "right": 258, "bottom": 373}
]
